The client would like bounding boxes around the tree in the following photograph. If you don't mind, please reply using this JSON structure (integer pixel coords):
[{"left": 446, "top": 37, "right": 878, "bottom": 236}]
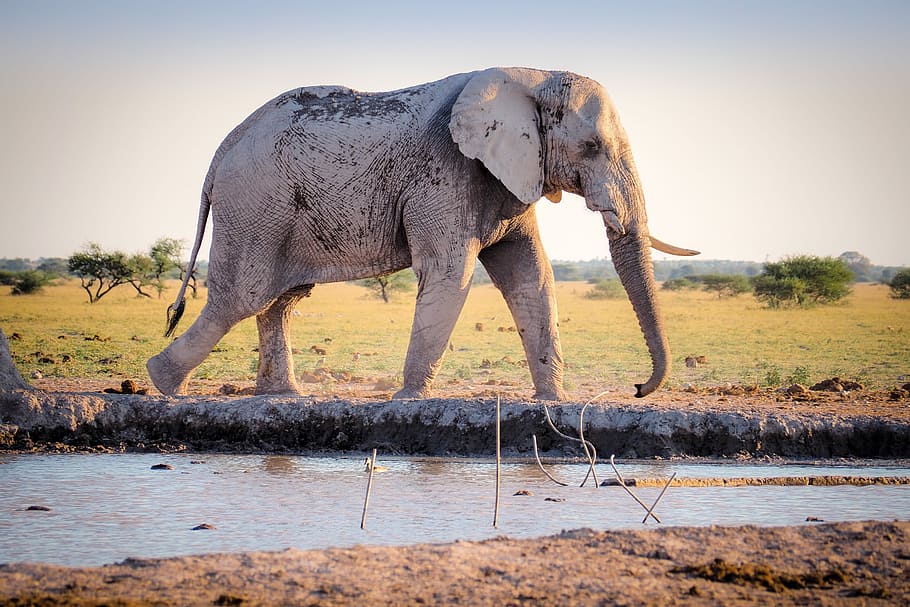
[
  {"left": 889, "top": 269, "right": 910, "bottom": 299},
  {"left": 838, "top": 251, "right": 873, "bottom": 282},
  {"left": 699, "top": 274, "right": 752, "bottom": 299},
  {"left": 149, "top": 237, "right": 184, "bottom": 297},
  {"left": 753, "top": 255, "right": 853, "bottom": 308},
  {"left": 358, "top": 270, "right": 416, "bottom": 302},
  {"left": 67, "top": 243, "right": 136, "bottom": 303},
  {"left": 125, "top": 253, "right": 155, "bottom": 298}
]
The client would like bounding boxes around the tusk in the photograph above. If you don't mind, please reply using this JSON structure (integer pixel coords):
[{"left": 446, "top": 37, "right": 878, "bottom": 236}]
[
  {"left": 544, "top": 190, "right": 563, "bottom": 203},
  {"left": 649, "top": 235, "right": 700, "bottom": 257}
]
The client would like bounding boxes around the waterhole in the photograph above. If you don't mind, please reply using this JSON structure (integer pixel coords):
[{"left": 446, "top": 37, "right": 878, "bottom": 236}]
[{"left": 1, "top": 454, "right": 907, "bottom": 566}]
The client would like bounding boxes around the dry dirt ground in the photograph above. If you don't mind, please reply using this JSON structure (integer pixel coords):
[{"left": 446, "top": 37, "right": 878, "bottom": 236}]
[
  {"left": 1, "top": 521, "right": 907, "bottom": 606},
  {"left": 30, "top": 376, "right": 910, "bottom": 423}
]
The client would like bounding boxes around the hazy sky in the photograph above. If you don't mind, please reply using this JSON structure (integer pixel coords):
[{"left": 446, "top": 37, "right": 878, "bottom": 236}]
[{"left": 2, "top": 0, "right": 908, "bottom": 266}]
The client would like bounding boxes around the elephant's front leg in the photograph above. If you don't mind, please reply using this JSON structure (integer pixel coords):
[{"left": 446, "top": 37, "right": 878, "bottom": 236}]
[
  {"left": 255, "top": 286, "right": 312, "bottom": 395},
  {"left": 479, "top": 237, "right": 566, "bottom": 401},
  {"left": 393, "top": 260, "right": 473, "bottom": 399}
]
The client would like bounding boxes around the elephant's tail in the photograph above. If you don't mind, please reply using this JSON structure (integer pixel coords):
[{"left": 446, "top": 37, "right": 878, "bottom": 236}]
[{"left": 164, "top": 169, "right": 214, "bottom": 338}]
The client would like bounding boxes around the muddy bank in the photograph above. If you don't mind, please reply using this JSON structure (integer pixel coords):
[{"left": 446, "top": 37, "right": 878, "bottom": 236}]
[
  {"left": 1, "top": 521, "right": 907, "bottom": 606},
  {"left": 1, "top": 387, "right": 908, "bottom": 458}
]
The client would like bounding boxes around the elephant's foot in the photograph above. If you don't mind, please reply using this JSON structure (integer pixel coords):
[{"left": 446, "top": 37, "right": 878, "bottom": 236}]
[
  {"left": 147, "top": 352, "right": 190, "bottom": 396},
  {"left": 391, "top": 385, "right": 432, "bottom": 400},
  {"left": 254, "top": 379, "right": 303, "bottom": 396},
  {"left": 532, "top": 386, "right": 567, "bottom": 401}
]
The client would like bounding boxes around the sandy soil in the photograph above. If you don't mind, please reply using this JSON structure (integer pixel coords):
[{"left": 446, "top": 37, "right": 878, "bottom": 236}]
[{"left": 1, "top": 521, "right": 907, "bottom": 606}]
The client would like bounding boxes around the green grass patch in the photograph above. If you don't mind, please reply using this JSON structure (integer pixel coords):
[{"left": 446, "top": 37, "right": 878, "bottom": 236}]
[{"left": 1, "top": 280, "right": 908, "bottom": 390}]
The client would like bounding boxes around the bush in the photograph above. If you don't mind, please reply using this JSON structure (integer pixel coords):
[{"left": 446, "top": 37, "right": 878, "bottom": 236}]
[
  {"left": 585, "top": 278, "right": 625, "bottom": 299},
  {"left": 662, "top": 277, "right": 699, "bottom": 291},
  {"left": 699, "top": 274, "right": 752, "bottom": 299},
  {"left": 10, "top": 270, "right": 51, "bottom": 295},
  {"left": 753, "top": 255, "right": 852, "bottom": 308},
  {"left": 889, "top": 269, "right": 910, "bottom": 299}
]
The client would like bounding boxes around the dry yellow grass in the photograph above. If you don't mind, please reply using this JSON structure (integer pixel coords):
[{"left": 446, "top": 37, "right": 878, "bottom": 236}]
[{"left": 1, "top": 280, "right": 908, "bottom": 392}]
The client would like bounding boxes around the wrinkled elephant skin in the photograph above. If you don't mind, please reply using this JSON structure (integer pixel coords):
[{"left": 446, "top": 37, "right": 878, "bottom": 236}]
[{"left": 147, "top": 68, "right": 697, "bottom": 400}]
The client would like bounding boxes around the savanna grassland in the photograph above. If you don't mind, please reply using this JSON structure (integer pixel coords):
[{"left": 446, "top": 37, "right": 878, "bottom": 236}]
[{"left": 1, "top": 280, "right": 908, "bottom": 397}]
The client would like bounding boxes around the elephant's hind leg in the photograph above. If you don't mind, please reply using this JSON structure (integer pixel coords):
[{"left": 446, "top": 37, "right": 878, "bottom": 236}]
[
  {"left": 255, "top": 285, "right": 313, "bottom": 395},
  {"left": 147, "top": 305, "right": 234, "bottom": 395}
]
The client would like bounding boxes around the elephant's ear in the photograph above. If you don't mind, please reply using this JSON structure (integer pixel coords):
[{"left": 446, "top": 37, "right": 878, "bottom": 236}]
[{"left": 449, "top": 68, "right": 545, "bottom": 204}]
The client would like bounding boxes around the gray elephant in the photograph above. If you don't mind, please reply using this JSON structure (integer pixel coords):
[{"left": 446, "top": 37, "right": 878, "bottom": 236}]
[{"left": 148, "top": 67, "right": 698, "bottom": 400}]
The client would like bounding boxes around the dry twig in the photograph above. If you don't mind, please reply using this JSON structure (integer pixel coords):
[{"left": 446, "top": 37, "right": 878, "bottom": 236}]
[
  {"left": 609, "top": 455, "right": 662, "bottom": 524},
  {"left": 642, "top": 472, "right": 676, "bottom": 524},
  {"left": 541, "top": 403, "right": 599, "bottom": 487},
  {"left": 532, "top": 434, "right": 569, "bottom": 486},
  {"left": 360, "top": 448, "right": 378, "bottom": 529},
  {"left": 493, "top": 395, "right": 501, "bottom": 529}
]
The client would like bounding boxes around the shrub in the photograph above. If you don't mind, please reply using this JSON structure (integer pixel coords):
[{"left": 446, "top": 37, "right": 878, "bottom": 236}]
[
  {"left": 753, "top": 255, "right": 852, "bottom": 308},
  {"left": 699, "top": 274, "right": 753, "bottom": 299},
  {"left": 662, "top": 277, "right": 699, "bottom": 291},
  {"left": 889, "top": 269, "right": 910, "bottom": 299},
  {"left": 9, "top": 270, "right": 51, "bottom": 295},
  {"left": 585, "top": 278, "right": 625, "bottom": 299}
]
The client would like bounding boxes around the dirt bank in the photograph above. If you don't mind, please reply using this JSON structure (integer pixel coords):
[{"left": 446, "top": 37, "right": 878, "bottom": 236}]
[
  {"left": 1, "top": 521, "right": 907, "bottom": 606},
  {"left": 2, "top": 382, "right": 909, "bottom": 458}
]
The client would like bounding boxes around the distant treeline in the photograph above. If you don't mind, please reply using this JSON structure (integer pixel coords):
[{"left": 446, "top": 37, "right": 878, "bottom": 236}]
[{"left": 0, "top": 251, "right": 902, "bottom": 285}]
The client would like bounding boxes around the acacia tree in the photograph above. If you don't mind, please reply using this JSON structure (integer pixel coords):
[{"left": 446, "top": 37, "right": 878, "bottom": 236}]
[
  {"left": 699, "top": 274, "right": 752, "bottom": 299},
  {"left": 753, "top": 255, "right": 853, "bottom": 308},
  {"left": 358, "top": 270, "right": 416, "bottom": 302},
  {"left": 67, "top": 243, "right": 135, "bottom": 303},
  {"left": 149, "top": 237, "right": 184, "bottom": 298}
]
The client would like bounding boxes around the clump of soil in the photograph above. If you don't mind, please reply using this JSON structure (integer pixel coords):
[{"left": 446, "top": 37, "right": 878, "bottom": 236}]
[
  {"left": 810, "top": 377, "right": 864, "bottom": 392},
  {"left": 672, "top": 558, "right": 849, "bottom": 593},
  {"left": 103, "top": 379, "right": 148, "bottom": 395}
]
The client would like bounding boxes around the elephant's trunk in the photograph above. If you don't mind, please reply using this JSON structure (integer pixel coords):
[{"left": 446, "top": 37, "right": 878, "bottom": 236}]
[{"left": 608, "top": 227, "right": 670, "bottom": 397}]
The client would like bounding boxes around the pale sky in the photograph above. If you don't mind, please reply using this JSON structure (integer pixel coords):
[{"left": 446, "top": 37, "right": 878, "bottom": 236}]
[{"left": 2, "top": 0, "right": 908, "bottom": 266}]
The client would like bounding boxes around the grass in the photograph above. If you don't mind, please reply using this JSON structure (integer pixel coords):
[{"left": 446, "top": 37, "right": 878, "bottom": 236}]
[{"left": 1, "top": 280, "right": 908, "bottom": 392}]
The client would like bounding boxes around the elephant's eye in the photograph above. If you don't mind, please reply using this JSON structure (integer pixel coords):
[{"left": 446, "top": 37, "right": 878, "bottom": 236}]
[{"left": 580, "top": 139, "right": 602, "bottom": 158}]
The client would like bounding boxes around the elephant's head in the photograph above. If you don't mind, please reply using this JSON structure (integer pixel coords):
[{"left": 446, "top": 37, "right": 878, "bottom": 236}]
[{"left": 449, "top": 67, "right": 698, "bottom": 397}]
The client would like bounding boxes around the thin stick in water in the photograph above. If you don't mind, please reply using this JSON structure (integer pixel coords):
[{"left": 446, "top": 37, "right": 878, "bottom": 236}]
[
  {"left": 360, "top": 448, "right": 377, "bottom": 530},
  {"left": 642, "top": 472, "right": 676, "bottom": 524},
  {"left": 493, "top": 395, "right": 501, "bottom": 529},
  {"left": 532, "top": 434, "right": 569, "bottom": 486},
  {"left": 609, "top": 454, "right": 662, "bottom": 524},
  {"left": 577, "top": 392, "right": 610, "bottom": 487}
]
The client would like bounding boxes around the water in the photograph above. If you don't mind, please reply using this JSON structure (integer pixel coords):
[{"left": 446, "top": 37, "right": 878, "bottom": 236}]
[{"left": 1, "top": 453, "right": 908, "bottom": 567}]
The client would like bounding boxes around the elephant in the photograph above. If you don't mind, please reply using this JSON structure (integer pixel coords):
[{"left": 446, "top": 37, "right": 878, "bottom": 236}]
[{"left": 147, "top": 67, "right": 698, "bottom": 400}]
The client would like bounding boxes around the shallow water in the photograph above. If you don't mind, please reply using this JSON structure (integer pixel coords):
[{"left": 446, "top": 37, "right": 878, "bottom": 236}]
[{"left": 1, "top": 453, "right": 908, "bottom": 567}]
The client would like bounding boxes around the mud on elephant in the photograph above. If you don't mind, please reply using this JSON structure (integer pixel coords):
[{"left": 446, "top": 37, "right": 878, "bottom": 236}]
[{"left": 147, "top": 67, "right": 698, "bottom": 400}]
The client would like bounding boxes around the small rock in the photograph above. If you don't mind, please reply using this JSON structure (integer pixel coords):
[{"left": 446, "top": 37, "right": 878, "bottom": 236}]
[
  {"left": 513, "top": 489, "right": 533, "bottom": 496},
  {"left": 192, "top": 523, "right": 216, "bottom": 531},
  {"left": 151, "top": 463, "right": 174, "bottom": 470}
]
